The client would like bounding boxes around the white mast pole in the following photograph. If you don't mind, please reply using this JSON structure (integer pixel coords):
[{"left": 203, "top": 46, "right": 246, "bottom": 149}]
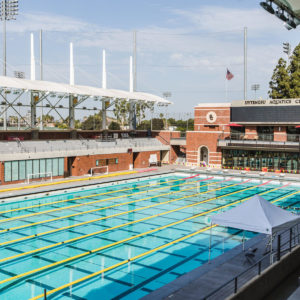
[
  {"left": 102, "top": 49, "right": 107, "bottom": 89},
  {"left": 129, "top": 56, "right": 133, "bottom": 93},
  {"left": 30, "top": 33, "right": 36, "bottom": 80},
  {"left": 102, "top": 49, "right": 107, "bottom": 129},
  {"left": 70, "top": 42, "right": 74, "bottom": 85}
]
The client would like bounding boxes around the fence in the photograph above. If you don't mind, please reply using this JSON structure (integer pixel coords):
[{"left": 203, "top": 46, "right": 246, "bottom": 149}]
[{"left": 202, "top": 220, "right": 300, "bottom": 300}]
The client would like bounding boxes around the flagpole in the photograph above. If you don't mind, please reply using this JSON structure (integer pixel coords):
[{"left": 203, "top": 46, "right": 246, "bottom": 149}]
[{"left": 225, "top": 77, "right": 228, "bottom": 101}]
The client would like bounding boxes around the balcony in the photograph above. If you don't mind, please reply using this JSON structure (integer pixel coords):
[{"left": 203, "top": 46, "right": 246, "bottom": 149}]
[{"left": 218, "top": 134, "right": 300, "bottom": 151}]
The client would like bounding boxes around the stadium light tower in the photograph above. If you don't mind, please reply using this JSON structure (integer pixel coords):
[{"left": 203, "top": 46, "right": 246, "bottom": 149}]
[
  {"left": 283, "top": 42, "right": 291, "bottom": 60},
  {"left": 0, "top": 0, "right": 18, "bottom": 76}
]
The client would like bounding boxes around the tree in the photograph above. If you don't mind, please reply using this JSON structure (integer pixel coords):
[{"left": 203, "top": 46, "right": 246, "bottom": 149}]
[
  {"left": 113, "top": 100, "right": 130, "bottom": 127},
  {"left": 80, "top": 113, "right": 102, "bottom": 130},
  {"left": 135, "top": 101, "right": 154, "bottom": 125},
  {"left": 268, "top": 58, "right": 290, "bottom": 99},
  {"left": 108, "top": 121, "right": 121, "bottom": 130},
  {"left": 288, "top": 43, "right": 300, "bottom": 98}
]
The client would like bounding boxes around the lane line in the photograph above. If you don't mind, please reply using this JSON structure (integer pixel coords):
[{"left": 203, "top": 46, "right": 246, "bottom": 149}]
[
  {"left": 0, "top": 180, "right": 259, "bottom": 263},
  {"left": 30, "top": 183, "right": 293, "bottom": 299},
  {"left": 0, "top": 178, "right": 239, "bottom": 234},
  {"left": 0, "top": 174, "right": 208, "bottom": 215},
  {"left": 0, "top": 180, "right": 280, "bottom": 286},
  {"left": 0, "top": 177, "right": 219, "bottom": 223},
  {"left": 30, "top": 224, "right": 218, "bottom": 300}
]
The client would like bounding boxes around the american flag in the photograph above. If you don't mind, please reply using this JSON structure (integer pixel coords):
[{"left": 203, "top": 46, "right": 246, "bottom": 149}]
[{"left": 226, "top": 69, "right": 234, "bottom": 80}]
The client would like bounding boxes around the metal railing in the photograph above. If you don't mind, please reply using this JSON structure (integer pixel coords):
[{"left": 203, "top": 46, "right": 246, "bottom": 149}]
[
  {"left": 202, "top": 219, "right": 300, "bottom": 300},
  {"left": 287, "top": 134, "right": 300, "bottom": 142},
  {"left": 0, "top": 137, "right": 167, "bottom": 155}
]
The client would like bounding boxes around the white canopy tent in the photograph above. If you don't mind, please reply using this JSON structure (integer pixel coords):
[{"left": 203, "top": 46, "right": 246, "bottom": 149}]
[{"left": 209, "top": 195, "right": 300, "bottom": 261}]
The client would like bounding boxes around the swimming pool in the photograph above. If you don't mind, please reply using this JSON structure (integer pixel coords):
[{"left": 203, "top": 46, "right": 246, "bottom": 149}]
[{"left": 0, "top": 172, "right": 299, "bottom": 299}]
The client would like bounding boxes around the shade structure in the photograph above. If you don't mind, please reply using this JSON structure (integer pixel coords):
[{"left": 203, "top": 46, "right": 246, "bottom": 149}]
[
  {"left": 0, "top": 76, "right": 172, "bottom": 104},
  {"left": 210, "top": 195, "right": 300, "bottom": 235},
  {"left": 226, "top": 123, "right": 243, "bottom": 127}
]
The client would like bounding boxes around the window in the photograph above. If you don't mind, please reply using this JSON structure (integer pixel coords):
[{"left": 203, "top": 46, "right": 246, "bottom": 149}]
[
  {"left": 52, "top": 158, "right": 59, "bottom": 176},
  {"left": 4, "top": 157, "right": 65, "bottom": 182},
  {"left": 19, "top": 161, "right": 26, "bottom": 180},
  {"left": 58, "top": 158, "right": 64, "bottom": 175},
  {"left": 33, "top": 160, "right": 39, "bottom": 178},
  {"left": 26, "top": 160, "right": 33, "bottom": 179},
  {"left": 40, "top": 159, "right": 46, "bottom": 176},
  {"left": 11, "top": 161, "right": 19, "bottom": 181},
  {"left": 4, "top": 162, "right": 11, "bottom": 182}
]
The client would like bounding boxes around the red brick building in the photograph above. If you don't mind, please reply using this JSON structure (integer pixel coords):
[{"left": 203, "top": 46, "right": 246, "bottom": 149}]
[{"left": 186, "top": 99, "right": 300, "bottom": 173}]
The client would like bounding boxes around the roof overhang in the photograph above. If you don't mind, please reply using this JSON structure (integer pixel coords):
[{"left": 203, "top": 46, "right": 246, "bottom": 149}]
[{"left": 0, "top": 76, "right": 172, "bottom": 105}]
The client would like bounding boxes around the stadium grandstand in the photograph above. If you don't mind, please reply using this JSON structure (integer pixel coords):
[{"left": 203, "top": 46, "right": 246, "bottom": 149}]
[{"left": 0, "top": 35, "right": 179, "bottom": 185}]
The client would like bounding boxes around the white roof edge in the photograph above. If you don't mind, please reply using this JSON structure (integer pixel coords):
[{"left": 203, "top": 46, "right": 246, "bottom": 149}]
[
  {"left": 196, "top": 102, "right": 231, "bottom": 107},
  {"left": 0, "top": 76, "right": 172, "bottom": 105}
]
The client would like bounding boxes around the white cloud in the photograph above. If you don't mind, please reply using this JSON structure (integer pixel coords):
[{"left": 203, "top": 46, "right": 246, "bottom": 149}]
[
  {"left": 171, "top": 5, "right": 283, "bottom": 33},
  {"left": 9, "top": 12, "right": 95, "bottom": 32}
]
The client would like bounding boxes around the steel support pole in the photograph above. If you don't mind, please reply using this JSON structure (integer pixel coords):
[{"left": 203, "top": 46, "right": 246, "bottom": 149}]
[
  {"left": 129, "top": 101, "right": 136, "bottom": 130},
  {"left": 101, "top": 99, "right": 106, "bottom": 130},
  {"left": 244, "top": 27, "right": 247, "bottom": 101},
  {"left": 3, "top": 4, "right": 6, "bottom": 77},
  {"left": 133, "top": 30, "right": 137, "bottom": 92},
  {"left": 30, "top": 92, "right": 37, "bottom": 128},
  {"left": 3, "top": 11, "right": 7, "bottom": 130},
  {"left": 69, "top": 95, "right": 75, "bottom": 129},
  {"left": 40, "top": 29, "right": 43, "bottom": 130}
]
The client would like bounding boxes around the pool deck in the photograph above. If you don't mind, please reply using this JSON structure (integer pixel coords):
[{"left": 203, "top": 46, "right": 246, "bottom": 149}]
[
  {"left": 142, "top": 233, "right": 268, "bottom": 300},
  {"left": 0, "top": 165, "right": 177, "bottom": 200}
]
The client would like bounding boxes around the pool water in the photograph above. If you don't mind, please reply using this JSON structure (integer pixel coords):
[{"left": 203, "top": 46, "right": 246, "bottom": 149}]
[{"left": 0, "top": 173, "right": 299, "bottom": 300}]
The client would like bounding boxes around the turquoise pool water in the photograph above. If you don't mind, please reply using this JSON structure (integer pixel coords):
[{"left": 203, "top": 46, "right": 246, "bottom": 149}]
[{"left": 0, "top": 173, "right": 299, "bottom": 300}]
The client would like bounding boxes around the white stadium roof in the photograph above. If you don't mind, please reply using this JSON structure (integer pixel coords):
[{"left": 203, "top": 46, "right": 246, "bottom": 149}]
[{"left": 0, "top": 76, "right": 172, "bottom": 104}]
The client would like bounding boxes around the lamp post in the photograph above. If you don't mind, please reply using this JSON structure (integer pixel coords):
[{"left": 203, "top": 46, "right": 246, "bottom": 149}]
[
  {"left": 283, "top": 42, "right": 291, "bottom": 61},
  {"left": 0, "top": 0, "right": 18, "bottom": 130}
]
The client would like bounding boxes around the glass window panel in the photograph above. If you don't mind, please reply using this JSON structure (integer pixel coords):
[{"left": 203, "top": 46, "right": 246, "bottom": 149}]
[
  {"left": 4, "top": 162, "right": 11, "bottom": 182},
  {"left": 58, "top": 158, "right": 64, "bottom": 176},
  {"left": 33, "top": 160, "right": 40, "bottom": 178},
  {"left": 26, "top": 160, "right": 33, "bottom": 180},
  {"left": 19, "top": 161, "right": 26, "bottom": 180},
  {"left": 12, "top": 161, "right": 19, "bottom": 181},
  {"left": 40, "top": 159, "right": 46, "bottom": 176},
  {"left": 46, "top": 159, "right": 52, "bottom": 175},
  {"left": 52, "top": 158, "right": 59, "bottom": 176}
]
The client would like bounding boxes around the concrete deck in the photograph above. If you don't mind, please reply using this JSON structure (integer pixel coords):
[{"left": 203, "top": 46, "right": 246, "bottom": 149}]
[
  {"left": 0, "top": 165, "right": 177, "bottom": 201},
  {"left": 142, "top": 234, "right": 268, "bottom": 300}
]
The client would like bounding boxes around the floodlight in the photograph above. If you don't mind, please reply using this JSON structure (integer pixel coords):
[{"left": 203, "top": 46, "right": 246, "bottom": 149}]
[
  {"left": 286, "top": 18, "right": 297, "bottom": 29},
  {"left": 275, "top": 9, "right": 288, "bottom": 22},
  {"left": 260, "top": 1, "right": 275, "bottom": 14}
]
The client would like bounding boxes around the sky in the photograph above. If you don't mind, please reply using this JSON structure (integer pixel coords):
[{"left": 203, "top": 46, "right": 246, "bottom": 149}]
[{"left": 2, "top": 0, "right": 300, "bottom": 117}]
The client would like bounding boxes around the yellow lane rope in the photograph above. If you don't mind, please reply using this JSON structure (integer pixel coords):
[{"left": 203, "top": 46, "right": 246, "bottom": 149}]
[
  {"left": 0, "top": 181, "right": 281, "bottom": 285},
  {"left": 31, "top": 224, "right": 218, "bottom": 300},
  {"left": 0, "top": 170, "right": 138, "bottom": 193},
  {"left": 0, "top": 179, "right": 241, "bottom": 233},
  {"left": 0, "top": 179, "right": 239, "bottom": 247},
  {"left": 0, "top": 178, "right": 234, "bottom": 224},
  {"left": 0, "top": 175, "right": 213, "bottom": 215},
  {"left": 0, "top": 180, "right": 263, "bottom": 263},
  {"left": 30, "top": 184, "right": 294, "bottom": 299}
]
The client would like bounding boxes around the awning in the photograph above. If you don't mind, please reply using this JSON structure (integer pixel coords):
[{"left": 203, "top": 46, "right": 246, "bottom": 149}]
[
  {"left": 226, "top": 123, "right": 243, "bottom": 127},
  {"left": 0, "top": 76, "right": 172, "bottom": 104}
]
